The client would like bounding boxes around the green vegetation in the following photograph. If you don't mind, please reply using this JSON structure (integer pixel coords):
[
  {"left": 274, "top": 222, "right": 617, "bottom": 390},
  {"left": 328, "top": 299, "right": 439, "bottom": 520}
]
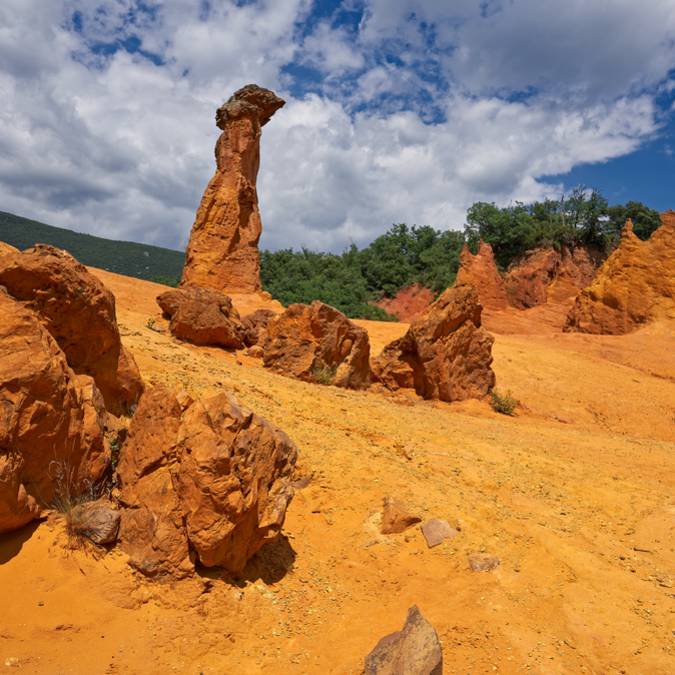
[
  {"left": 490, "top": 389, "right": 519, "bottom": 416},
  {"left": 0, "top": 188, "right": 662, "bottom": 320},
  {"left": 0, "top": 211, "right": 184, "bottom": 286}
]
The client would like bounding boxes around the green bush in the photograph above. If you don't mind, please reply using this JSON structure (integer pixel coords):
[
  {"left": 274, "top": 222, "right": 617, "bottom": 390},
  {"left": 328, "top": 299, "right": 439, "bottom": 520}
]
[{"left": 490, "top": 390, "right": 519, "bottom": 416}]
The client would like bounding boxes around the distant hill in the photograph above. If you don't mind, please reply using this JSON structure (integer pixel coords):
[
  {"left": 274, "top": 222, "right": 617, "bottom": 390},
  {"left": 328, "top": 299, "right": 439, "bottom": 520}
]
[{"left": 0, "top": 211, "right": 184, "bottom": 286}]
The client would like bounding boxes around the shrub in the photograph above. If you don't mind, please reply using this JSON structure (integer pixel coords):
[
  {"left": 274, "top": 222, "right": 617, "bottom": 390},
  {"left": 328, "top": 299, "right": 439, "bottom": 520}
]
[
  {"left": 490, "top": 389, "right": 519, "bottom": 416},
  {"left": 311, "top": 362, "right": 337, "bottom": 386}
]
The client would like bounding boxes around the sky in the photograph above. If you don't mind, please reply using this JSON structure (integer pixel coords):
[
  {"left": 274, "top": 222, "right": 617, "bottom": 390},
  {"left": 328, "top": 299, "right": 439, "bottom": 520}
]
[{"left": 0, "top": 0, "right": 674, "bottom": 253}]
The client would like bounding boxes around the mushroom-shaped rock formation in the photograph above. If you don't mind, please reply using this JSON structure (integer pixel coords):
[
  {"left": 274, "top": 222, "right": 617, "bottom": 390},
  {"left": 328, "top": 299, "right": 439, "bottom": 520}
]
[
  {"left": 455, "top": 241, "right": 509, "bottom": 310},
  {"left": 565, "top": 213, "right": 675, "bottom": 334},
  {"left": 181, "top": 84, "right": 285, "bottom": 294},
  {"left": 157, "top": 285, "right": 245, "bottom": 349},
  {"left": 372, "top": 285, "right": 495, "bottom": 401},
  {"left": 0, "top": 289, "right": 108, "bottom": 534},
  {"left": 117, "top": 386, "right": 298, "bottom": 577},
  {"left": 0, "top": 245, "right": 144, "bottom": 415},
  {"left": 263, "top": 301, "right": 371, "bottom": 389}
]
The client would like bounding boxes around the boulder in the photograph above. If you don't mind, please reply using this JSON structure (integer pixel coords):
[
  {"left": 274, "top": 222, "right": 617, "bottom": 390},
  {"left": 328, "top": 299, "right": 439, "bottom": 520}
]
[
  {"left": 68, "top": 500, "right": 120, "bottom": 545},
  {"left": 364, "top": 605, "right": 443, "bottom": 675},
  {"left": 0, "top": 245, "right": 143, "bottom": 415},
  {"left": 263, "top": 301, "right": 371, "bottom": 389},
  {"left": 241, "top": 308, "right": 277, "bottom": 347},
  {"left": 181, "top": 85, "right": 285, "bottom": 293},
  {"left": 157, "top": 286, "right": 244, "bottom": 349},
  {"left": 456, "top": 241, "right": 509, "bottom": 310},
  {"left": 117, "top": 386, "right": 297, "bottom": 577},
  {"left": 565, "top": 213, "right": 675, "bottom": 334},
  {"left": 0, "top": 289, "right": 108, "bottom": 534},
  {"left": 372, "top": 285, "right": 495, "bottom": 401}
]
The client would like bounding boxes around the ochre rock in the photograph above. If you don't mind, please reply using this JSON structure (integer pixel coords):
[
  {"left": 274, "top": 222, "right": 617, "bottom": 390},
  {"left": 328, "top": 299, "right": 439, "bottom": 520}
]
[
  {"left": 374, "top": 284, "right": 435, "bottom": 322},
  {"left": 0, "top": 289, "right": 108, "bottom": 534},
  {"left": 565, "top": 213, "right": 675, "bottom": 334},
  {"left": 181, "top": 85, "right": 285, "bottom": 293},
  {"left": 372, "top": 285, "right": 495, "bottom": 401},
  {"left": 117, "top": 386, "right": 297, "bottom": 577},
  {"left": 380, "top": 497, "right": 421, "bottom": 535},
  {"left": 456, "top": 241, "right": 509, "bottom": 310},
  {"left": 157, "top": 286, "right": 244, "bottom": 349},
  {"left": 69, "top": 499, "right": 121, "bottom": 545},
  {"left": 364, "top": 605, "right": 443, "bottom": 675},
  {"left": 0, "top": 241, "right": 19, "bottom": 256},
  {"left": 505, "top": 246, "right": 598, "bottom": 309},
  {"left": 263, "top": 301, "right": 371, "bottom": 389},
  {"left": 0, "top": 245, "right": 143, "bottom": 415},
  {"left": 241, "top": 308, "right": 277, "bottom": 347}
]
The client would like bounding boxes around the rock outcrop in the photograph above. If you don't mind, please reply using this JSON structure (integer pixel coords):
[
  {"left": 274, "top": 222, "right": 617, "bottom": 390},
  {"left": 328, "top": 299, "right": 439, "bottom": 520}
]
[
  {"left": 364, "top": 605, "right": 443, "bottom": 675},
  {"left": 241, "top": 308, "right": 277, "bottom": 347},
  {"left": 0, "top": 241, "right": 19, "bottom": 256},
  {"left": 263, "top": 301, "right": 371, "bottom": 389},
  {"left": 157, "top": 286, "right": 245, "bottom": 349},
  {"left": 0, "top": 289, "right": 108, "bottom": 534},
  {"left": 372, "top": 285, "right": 495, "bottom": 401},
  {"left": 117, "top": 386, "right": 297, "bottom": 577},
  {"left": 565, "top": 213, "right": 675, "bottom": 334},
  {"left": 181, "top": 85, "right": 285, "bottom": 294},
  {"left": 0, "top": 245, "right": 143, "bottom": 415},
  {"left": 505, "top": 246, "right": 597, "bottom": 309},
  {"left": 456, "top": 241, "right": 509, "bottom": 310},
  {"left": 374, "top": 284, "right": 435, "bottom": 322}
]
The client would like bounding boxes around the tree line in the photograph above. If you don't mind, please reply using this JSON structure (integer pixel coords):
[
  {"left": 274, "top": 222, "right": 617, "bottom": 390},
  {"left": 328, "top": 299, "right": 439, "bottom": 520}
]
[{"left": 261, "top": 189, "right": 662, "bottom": 319}]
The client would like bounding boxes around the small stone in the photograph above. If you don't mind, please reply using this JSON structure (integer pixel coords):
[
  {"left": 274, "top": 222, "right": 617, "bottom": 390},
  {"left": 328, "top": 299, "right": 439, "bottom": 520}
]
[
  {"left": 69, "top": 500, "right": 121, "bottom": 545},
  {"left": 421, "top": 519, "right": 458, "bottom": 548},
  {"left": 4, "top": 657, "right": 19, "bottom": 668},
  {"left": 381, "top": 497, "right": 422, "bottom": 535},
  {"left": 468, "top": 553, "right": 500, "bottom": 572},
  {"left": 365, "top": 605, "right": 442, "bottom": 675}
]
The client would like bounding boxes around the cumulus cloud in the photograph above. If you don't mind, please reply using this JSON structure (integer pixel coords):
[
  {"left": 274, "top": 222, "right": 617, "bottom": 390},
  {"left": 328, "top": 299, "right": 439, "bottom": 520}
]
[{"left": 0, "top": 0, "right": 672, "bottom": 253}]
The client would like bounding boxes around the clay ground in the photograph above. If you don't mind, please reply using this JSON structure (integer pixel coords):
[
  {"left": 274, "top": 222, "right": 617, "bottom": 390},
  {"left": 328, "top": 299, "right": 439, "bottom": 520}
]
[{"left": 1, "top": 269, "right": 674, "bottom": 674}]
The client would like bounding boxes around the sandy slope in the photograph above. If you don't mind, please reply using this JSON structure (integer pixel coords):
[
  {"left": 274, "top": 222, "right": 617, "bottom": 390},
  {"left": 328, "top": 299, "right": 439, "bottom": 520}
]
[{"left": 1, "top": 269, "right": 673, "bottom": 674}]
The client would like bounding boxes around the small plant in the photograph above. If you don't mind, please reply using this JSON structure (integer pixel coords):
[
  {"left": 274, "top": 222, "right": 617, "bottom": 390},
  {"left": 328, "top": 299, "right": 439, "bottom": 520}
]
[
  {"left": 146, "top": 317, "right": 157, "bottom": 330},
  {"left": 311, "top": 362, "right": 337, "bottom": 386},
  {"left": 490, "top": 389, "right": 519, "bottom": 416}
]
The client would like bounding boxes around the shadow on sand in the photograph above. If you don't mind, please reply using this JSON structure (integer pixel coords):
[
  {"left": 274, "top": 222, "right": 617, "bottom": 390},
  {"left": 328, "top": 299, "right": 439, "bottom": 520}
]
[{"left": 0, "top": 521, "right": 40, "bottom": 565}]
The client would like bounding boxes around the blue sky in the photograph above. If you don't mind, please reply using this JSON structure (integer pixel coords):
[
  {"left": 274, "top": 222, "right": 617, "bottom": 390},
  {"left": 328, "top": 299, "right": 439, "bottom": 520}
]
[{"left": 0, "top": 0, "right": 673, "bottom": 252}]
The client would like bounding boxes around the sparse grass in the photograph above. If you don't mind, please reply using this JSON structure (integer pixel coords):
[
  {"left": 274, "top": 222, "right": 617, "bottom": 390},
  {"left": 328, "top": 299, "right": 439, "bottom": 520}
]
[
  {"left": 310, "top": 362, "right": 337, "bottom": 386},
  {"left": 490, "top": 389, "right": 519, "bottom": 416}
]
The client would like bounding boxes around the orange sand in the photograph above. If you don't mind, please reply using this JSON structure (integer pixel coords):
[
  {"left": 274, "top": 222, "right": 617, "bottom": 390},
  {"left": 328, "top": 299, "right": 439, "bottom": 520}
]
[{"left": 1, "top": 268, "right": 673, "bottom": 674}]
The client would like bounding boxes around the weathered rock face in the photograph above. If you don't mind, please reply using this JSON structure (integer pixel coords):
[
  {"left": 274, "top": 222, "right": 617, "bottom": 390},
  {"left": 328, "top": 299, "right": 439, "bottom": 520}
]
[
  {"left": 263, "top": 301, "right": 371, "bottom": 389},
  {"left": 372, "top": 285, "right": 495, "bottom": 402},
  {"left": 374, "top": 284, "right": 435, "bottom": 322},
  {"left": 117, "top": 386, "right": 297, "bottom": 577},
  {"left": 456, "top": 241, "right": 509, "bottom": 310},
  {"left": 0, "top": 241, "right": 19, "bottom": 256},
  {"left": 565, "top": 213, "right": 675, "bottom": 334},
  {"left": 505, "top": 246, "right": 598, "bottom": 309},
  {"left": 241, "top": 308, "right": 277, "bottom": 347},
  {"left": 157, "top": 286, "right": 244, "bottom": 349},
  {"left": 181, "top": 85, "right": 285, "bottom": 294},
  {"left": 0, "top": 245, "right": 143, "bottom": 415},
  {"left": 0, "top": 289, "right": 108, "bottom": 534},
  {"left": 364, "top": 605, "right": 443, "bottom": 675}
]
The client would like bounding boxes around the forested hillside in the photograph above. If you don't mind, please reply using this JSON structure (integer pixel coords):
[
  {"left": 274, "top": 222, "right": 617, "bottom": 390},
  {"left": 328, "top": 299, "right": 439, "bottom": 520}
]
[{"left": 0, "top": 190, "right": 661, "bottom": 320}]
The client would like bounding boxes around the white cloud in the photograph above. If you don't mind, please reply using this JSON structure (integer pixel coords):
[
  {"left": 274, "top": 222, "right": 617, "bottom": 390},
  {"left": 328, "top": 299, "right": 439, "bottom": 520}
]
[{"left": 0, "top": 0, "right": 671, "bottom": 254}]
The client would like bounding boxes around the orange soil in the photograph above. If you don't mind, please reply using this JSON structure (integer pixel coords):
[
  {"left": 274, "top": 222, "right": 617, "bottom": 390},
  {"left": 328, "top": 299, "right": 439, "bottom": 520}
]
[{"left": 1, "top": 269, "right": 673, "bottom": 674}]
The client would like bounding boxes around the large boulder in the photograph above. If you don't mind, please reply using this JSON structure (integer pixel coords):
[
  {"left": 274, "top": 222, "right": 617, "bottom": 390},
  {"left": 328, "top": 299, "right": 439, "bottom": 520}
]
[
  {"left": 117, "top": 386, "right": 297, "bottom": 577},
  {"left": 364, "top": 605, "right": 443, "bottom": 675},
  {"left": 181, "top": 85, "right": 285, "bottom": 293},
  {"left": 456, "top": 241, "right": 509, "bottom": 310},
  {"left": 0, "top": 245, "right": 143, "bottom": 415},
  {"left": 372, "top": 285, "right": 495, "bottom": 401},
  {"left": 565, "top": 213, "right": 675, "bottom": 334},
  {"left": 263, "top": 301, "right": 371, "bottom": 389},
  {"left": 0, "top": 289, "right": 108, "bottom": 534},
  {"left": 241, "top": 308, "right": 277, "bottom": 347},
  {"left": 157, "top": 286, "right": 245, "bottom": 349}
]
